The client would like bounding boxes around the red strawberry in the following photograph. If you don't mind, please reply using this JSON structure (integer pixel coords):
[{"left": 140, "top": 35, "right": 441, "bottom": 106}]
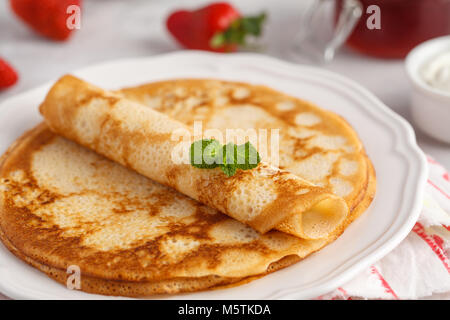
[
  {"left": 10, "top": 0, "right": 81, "bottom": 41},
  {"left": 0, "top": 58, "right": 19, "bottom": 90},
  {"left": 166, "top": 2, "right": 266, "bottom": 52}
]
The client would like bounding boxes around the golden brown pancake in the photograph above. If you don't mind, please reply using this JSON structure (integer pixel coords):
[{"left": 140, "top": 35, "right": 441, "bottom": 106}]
[
  {"left": 120, "top": 79, "right": 375, "bottom": 220},
  {"left": 0, "top": 124, "right": 341, "bottom": 296},
  {"left": 0, "top": 79, "right": 375, "bottom": 297},
  {"left": 38, "top": 76, "right": 350, "bottom": 240}
]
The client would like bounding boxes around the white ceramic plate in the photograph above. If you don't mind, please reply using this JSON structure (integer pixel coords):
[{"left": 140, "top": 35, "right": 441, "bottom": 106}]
[{"left": 0, "top": 52, "right": 427, "bottom": 300}]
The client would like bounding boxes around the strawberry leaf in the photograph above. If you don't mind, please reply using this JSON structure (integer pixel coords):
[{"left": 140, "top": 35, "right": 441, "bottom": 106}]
[
  {"left": 210, "top": 12, "right": 267, "bottom": 49},
  {"left": 210, "top": 33, "right": 226, "bottom": 48}
]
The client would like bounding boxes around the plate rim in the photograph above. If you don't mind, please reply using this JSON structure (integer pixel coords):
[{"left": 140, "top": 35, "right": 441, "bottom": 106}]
[{"left": 0, "top": 51, "right": 428, "bottom": 300}]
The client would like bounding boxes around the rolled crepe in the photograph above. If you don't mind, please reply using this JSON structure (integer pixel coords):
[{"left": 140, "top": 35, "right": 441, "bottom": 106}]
[{"left": 39, "top": 75, "right": 348, "bottom": 239}]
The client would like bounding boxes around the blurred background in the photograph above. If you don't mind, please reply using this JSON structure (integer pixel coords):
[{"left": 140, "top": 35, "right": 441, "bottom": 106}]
[{"left": 0, "top": 0, "right": 449, "bottom": 167}]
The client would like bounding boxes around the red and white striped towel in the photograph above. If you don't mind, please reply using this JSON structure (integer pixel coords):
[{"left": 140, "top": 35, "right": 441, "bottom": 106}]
[{"left": 319, "top": 156, "right": 450, "bottom": 300}]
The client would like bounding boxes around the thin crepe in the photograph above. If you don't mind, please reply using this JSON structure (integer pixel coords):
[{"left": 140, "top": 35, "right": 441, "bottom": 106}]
[
  {"left": 39, "top": 75, "right": 349, "bottom": 239},
  {"left": 0, "top": 124, "right": 331, "bottom": 296},
  {"left": 119, "top": 78, "right": 373, "bottom": 221}
]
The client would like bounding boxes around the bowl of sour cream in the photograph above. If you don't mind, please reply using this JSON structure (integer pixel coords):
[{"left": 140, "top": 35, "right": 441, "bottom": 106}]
[{"left": 406, "top": 35, "right": 450, "bottom": 144}]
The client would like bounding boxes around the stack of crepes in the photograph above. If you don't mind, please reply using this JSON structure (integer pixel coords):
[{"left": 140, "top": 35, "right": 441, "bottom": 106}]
[
  {"left": 0, "top": 75, "right": 374, "bottom": 296},
  {"left": 40, "top": 75, "right": 348, "bottom": 239}
]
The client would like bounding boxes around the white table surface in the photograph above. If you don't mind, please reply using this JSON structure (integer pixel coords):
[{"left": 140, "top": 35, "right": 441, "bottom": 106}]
[{"left": 0, "top": 0, "right": 449, "bottom": 300}]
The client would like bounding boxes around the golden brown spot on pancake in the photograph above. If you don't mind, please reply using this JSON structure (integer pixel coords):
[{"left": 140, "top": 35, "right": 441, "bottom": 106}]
[
  {"left": 1, "top": 125, "right": 56, "bottom": 177},
  {"left": 195, "top": 169, "right": 232, "bottom": 214},
  {"left": 165, "top": 166, "right": 182, "bottom": 190}
]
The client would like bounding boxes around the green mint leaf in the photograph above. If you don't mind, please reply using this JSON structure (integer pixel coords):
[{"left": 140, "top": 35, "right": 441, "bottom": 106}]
[
  {"left": 221, "top": 164, "right": 237, "bottom": 177},
  {"left": 222, "top": 143, "right": 237, "bottom": 166},
  {"left": 235, "top": 143, "right": 247, "bottom": 168},
  {"left": 190, "top": 139, "right": 261, "bottom": 177},
  {"left": 236, "top": 141, "right": 261, "bottom": 170},
  {"left": 215, "top": 12, "right": 267, "bottom": 48},
  {"left": 190, "top": 139, "right": 221, "bottom": 169}
]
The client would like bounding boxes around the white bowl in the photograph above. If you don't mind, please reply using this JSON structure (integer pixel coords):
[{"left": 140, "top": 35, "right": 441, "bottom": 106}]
[{"left": 406, "top": 36, "right": 450, "bottom": 144}]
